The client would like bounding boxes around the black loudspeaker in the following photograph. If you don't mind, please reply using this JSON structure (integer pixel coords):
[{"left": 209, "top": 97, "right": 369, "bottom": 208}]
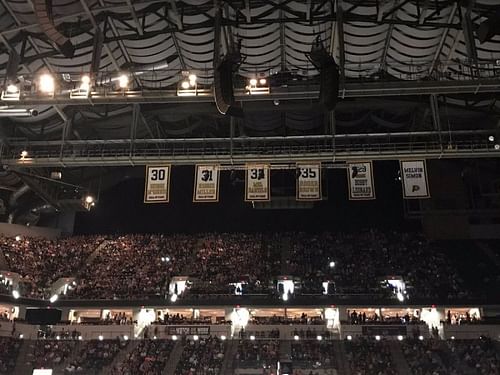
[
  {"left": 477, "top": 14, "right": 500, "bottom": 44},
  {"left": 319, "top": 61, "right": 340, "bottom": 111},
  {"left": 25, "top": 308, "right": 62, "bottom": 325},
  {"left": 214, "top": 59, "right": 243, "bottom": 117}
]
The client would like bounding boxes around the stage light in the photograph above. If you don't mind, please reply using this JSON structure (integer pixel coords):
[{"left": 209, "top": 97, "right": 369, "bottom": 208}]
[
  {"left": 188, "top": 74, "right": 197, "bottom": 84},
  {"left": 250, "top": 335, "right": 255, "bottom": 341},
  {"left": 397, "top": 335, "right": 403, "bottom": 341},
  {"left": 71, "top": 75, "right": 91, "bottom": 98},
  {"left": 98, "top": 335, "right": 103, "bottom": 341},
  {"left": 50, "top": 294, "right": 58, "bottom": 303},
  {"left": 293, "top": 335, "right": 299, "bottom": 341},
  {"left": 193, "top": 335, "right": 199, "bottom": 341},
  {"left": 118, "top": 74, "right": 129, "bottom": 89},
  {"left": 39, "top": 74, "right": 55, "bottom": 93},
  {"left": 259, "top": 78, "right": 267, "bottom": 85},
  {"left": 20, "top": 150, "right": 28, "bottom": 159},
  {"left": 12, "top": 290, "right": 20, "bottom": 299},
  {"left": 81, "top": 75, "right": 90, "bottom": 88},
  {"left": 488, "top": 135, "right": 495, "bottom": 142},
  {"left": 346, "top": 335, "right": 352, "bottom": 341},
  {"left": 85, "top": 195, "right": 94, "bottom": 204},
  {"left": 1, "top": 84, "right": 20, "bottom": 101},
  {"left": 375, "top": 335, "right": 381, "bottom": 341},
  {"left": 249, "top": 78, "right": 257, "bottom": 86},
  {"left": 181, "top": 81, "right": 190, "bottom": 89},
  {"left": 316, "top": 335, "right": 322, "bottom": 341}
]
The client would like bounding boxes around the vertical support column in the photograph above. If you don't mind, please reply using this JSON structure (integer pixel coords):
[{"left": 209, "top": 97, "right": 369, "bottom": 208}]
[
  {"left": 430, "top": 94, "right": 443, "bottom": 149},
  {"left": 336, "top": 0, "right": 346, "bottom": 89},
  {"left": 460, "top": 1, "right": 478, "bottom": 77}
]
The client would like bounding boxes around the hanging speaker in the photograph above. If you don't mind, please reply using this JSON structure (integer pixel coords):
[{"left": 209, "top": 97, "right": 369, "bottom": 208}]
[
  {"left": 319, "top": 60, "right": 340, "bottom": 111},
  {"left": 214, "top": 59, "right": 243, "bottom": 117}
]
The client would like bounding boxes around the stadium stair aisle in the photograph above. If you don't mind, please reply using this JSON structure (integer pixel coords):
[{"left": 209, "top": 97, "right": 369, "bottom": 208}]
[
  {"left": 13, "top": 340, "right": 31, "bottom": 375},
  {"left": 162, "top": 340, "right": 185, "bottom": 375},
  {"left": 85, "top": 239, "right": 111, "bottom": 265},
  {"left": 279, "top": 234, "right": 292, "bottom": 274},
  {"left": 387, "top": 341, "right": 411, "bottom": 375},
  {"left": 220, "top": 339, "right": 238, "bottom": 374},
  {"left": 332, "top": 341, "right": 350, "bottom": 375},
  {"left": 102, "top": 340, "right": 138, "bottom": 375},
  {"left": 279, "top": 340, "right": 292, "bottom": 361}
]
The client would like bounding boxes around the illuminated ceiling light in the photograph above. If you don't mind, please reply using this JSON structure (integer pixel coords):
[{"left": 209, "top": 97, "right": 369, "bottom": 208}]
[
  {"left": 85, "top": 195, "right": 94, "bottom": 204},
  {"left": 12, "top": 290, "right": 20, "bottom": 299},
  {"left": 488, "top": 135, "right": 495, "bottom": 142},
  {"left": 259, "top": 78, "right": 267, "bottom": 85},
  {"left": 39, "top": 74, "right": 55, "bottom": 93},
  {"left": 249, "top": 78, "right": 257, "bottom": 86},
  {"left": 181, "top": 80, "right": 190, "bottom": 90},
  {"left": 329, "top": 261, "right": 335, "bottom": 268},
  {"left": 1, "top": 84, "right": 20, "bottom": 101},
  {"left": 6, "top": 84, "right": 18, "bottom": 93},
  {"left": 118, "top": 74, "right": 129, "bottom": 89},
  {"left": 188, "top": 74, "right": 197, "bottom": 84}
]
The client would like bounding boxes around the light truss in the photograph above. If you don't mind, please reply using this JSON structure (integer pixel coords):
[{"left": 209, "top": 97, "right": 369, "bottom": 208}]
[{"left": 3, "top": 133, "right": 499, "bottom": 168}]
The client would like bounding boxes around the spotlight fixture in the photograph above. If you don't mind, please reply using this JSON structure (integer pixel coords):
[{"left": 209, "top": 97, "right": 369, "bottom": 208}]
[
  {"left": 85, "top": 195, "right": 94, "bottom": 204},
  {"left": 20, "top": 150, "right": 28, "bottom": 159},
  {"left": 495, "top": 144, "right": 500, "bottom": 150},
  {"left": 246, "top": 76, "right": 269, "bottom": 95},
  {"left": 70, "top": 74, "right": 91, "bottom": 99},
  {"left": 188, "top": 74, "right": 197, "bottom": 84},
  {"left": 181, "top": 81, "right": 190, "bottom": 90},
  {"left": 118, "top": 74, "right": 129, "bottom": 89},
  {"left": 488, "top": 135, "right": 495, "bottom": 142},
  {"left": 39, "top": 73, "right": 55, "bottom": 94},
  {"left": 1, "top": 83, "right": 20, "bottom": 101}
]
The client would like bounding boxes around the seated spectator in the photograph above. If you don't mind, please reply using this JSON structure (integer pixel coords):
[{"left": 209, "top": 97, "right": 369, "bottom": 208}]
[{"left": 175, "top": 336, "right": 226, "bottom": 374}]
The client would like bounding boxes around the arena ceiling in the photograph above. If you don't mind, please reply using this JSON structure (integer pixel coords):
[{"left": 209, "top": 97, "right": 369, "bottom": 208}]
[{"left": 0, "top": 0, "right": 499, "bottom": 225}]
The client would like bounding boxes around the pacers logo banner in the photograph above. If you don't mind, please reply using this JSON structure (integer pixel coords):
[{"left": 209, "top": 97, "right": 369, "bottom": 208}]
[
  {"left": 193, "top": 164, "right": 220, "bottom": 202},
  {"left": 144, "top": 165, "right": 171, "bottom": 203},
  {"left": 347, "top": 161, "right": 375, "bottom": 200},
  {"left": 296, "top": 163, "right": 321, "bottom": 201},
  {"left": 400, "top": 160, "right": 430, "bottom": 199},
  {"left": 245, "top": 164, "right": 270, "bottom": 201}
]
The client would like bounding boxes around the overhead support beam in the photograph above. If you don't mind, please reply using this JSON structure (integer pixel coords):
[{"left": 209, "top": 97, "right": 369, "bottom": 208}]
[
  {"left": 279, "top": 2, "right": 287, "bottom": 71},
  {"left": 125, "top": 0, "right": 144, "bottom": 36},
  {"left": 380, "top": 0, "right": 399, "bottom": 71},
  {"left": 165, "top": 3, "right": 186, "bottom": 70},
  {"left": 459, "top": 1, "right": 478, "bottom": 72},
  {"left": 418, "top": 0, "right": 430, "bottom": 25},
  {"left": 243, "top": 0, "right": 251, "bottom": 23},
  {"left": 336, "top": 0, "right": 345, "bottom": 87},
  {"left": 79, "top": 0, "right": 120, "bottom": 71},
  {"left": 429, "top": 94, "right": 443, "bottom": 147},
  {"left": 429, "top": 2, "right": 457, "bottom": 76},
  {"left": 382, "top": 0, "right": 411, "bottom": 20}
]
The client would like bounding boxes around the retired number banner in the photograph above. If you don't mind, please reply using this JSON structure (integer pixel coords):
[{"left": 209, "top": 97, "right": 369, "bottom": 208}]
[
  {"left": 347, "top": 161, "right": 375, "bottom": 200},
  {"left": 400, "top": 160, "right": 430, "bottom": 199},
  {"left": 245, "top": 164, "right": 270, "bottom": 201},
  {"left": 296, "top": 162, "right": 321, "bottom": 201},
  {"left": 193, "top": 164, "right": 220, "bottom": 202},
  {"left": 144, "top": 165, "right": 171, "bottom": 203}
]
